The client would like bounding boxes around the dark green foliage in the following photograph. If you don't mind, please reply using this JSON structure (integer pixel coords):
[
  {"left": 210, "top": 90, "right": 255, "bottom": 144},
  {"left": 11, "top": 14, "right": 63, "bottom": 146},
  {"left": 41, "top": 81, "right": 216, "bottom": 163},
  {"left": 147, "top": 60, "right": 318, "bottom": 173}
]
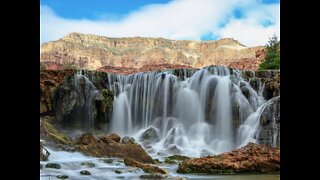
[
  {"left": 40, "top": 63, "right": 46, "bottom": 72},
  {"left": 101, "top": 89, "right": 114, "bottom": 110},
  {"left": 259, "top": 35, "right": 280, "bottom": 70}
]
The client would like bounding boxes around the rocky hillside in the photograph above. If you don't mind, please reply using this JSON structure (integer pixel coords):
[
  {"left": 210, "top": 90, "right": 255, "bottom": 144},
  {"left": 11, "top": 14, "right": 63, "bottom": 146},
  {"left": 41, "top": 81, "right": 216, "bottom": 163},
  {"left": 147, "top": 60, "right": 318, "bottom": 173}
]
[{"left": 40, "top": 33, "right": 265, "bottom": 73}]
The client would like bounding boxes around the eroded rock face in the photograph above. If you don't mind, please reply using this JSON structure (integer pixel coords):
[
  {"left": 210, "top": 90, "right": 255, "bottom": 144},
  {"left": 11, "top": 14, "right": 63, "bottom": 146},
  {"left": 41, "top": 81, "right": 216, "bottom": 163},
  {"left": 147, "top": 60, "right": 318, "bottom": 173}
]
[
  {"left": 77, "top": 133, "right": 154, "bottom": 163},
  {"left": 259, "top": 96, "right": 280, "bottom": 147},
  {"left": 177, "top": 143, "right": 280, "bottom": 174},
  {"left": 40, "top": 70, "right": 76, "bottom": 115},
  {"left": 52, "top": 71, "right": 114, "bottom": 130},
  {"left": 41, "top": 32, "right": 265, "bottom": 72},
  {"left": 242, "top": 70, "right": 280, "bottom": 100}
]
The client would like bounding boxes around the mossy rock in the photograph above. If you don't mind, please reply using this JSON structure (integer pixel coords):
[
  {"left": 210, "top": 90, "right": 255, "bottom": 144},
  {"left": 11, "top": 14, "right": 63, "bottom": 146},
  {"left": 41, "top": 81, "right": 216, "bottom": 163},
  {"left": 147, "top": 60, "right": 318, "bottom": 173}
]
[
  {"left": 45, "top": 163, "right": 61, "bottom": 169},
  {"left": 57, "top": 175, "right": 69, "bottom": 179},
  {"left": 40, "top": 117, "right": 74, "bottom": 146},
  {"left": 165, "top": 155, "right": 190, "bottom": 161},
  {"left": 80, "top": 170, "right": 91, "bottom": 175},
  {"left": 101, "top": 89, "right": 114, "bottom": 109}
]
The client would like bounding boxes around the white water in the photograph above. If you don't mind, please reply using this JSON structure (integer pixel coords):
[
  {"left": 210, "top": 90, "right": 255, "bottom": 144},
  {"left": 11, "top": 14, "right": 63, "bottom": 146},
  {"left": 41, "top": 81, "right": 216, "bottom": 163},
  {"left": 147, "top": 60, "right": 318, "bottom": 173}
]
[
  {"left": 40, "top": 146, "right": 280, "bottom": 180},
  {"left": 106, "top": 66, "right": 271, "bottom": 157}
]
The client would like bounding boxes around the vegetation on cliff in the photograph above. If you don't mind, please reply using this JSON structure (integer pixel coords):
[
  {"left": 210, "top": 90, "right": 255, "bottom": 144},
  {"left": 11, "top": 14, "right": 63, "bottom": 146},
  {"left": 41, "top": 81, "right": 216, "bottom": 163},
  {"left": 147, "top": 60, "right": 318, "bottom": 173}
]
[{"left": 259, "top": 35, "right": 280, "bottom": 70}]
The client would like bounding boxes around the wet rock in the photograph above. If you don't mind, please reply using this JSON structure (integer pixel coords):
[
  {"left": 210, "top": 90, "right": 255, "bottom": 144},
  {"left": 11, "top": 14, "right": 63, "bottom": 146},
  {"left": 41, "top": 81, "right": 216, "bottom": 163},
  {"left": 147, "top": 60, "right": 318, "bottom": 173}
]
[
  {"left": 45, "top": 163, "right": 61, "bottom": 169},
  {"left": 140, "top": 173, "right": 167, "bottom": 179},
  {"left": 102, "top": 159, "right": 113, "bottom": 164},
  {"left": 200, "top": 149, "right": 212, "bottom": 157},
  {"left": 177, "top": 143, "right": 280, "bottom": 174},
  {"left": 140, "top": 127, "right": 159, "bottom": 142},
  {"left": 77, "top": 133, "right": 154, "bottom": 163},
  {"left": 53, "top": 73, "right": 113, "bottom": 130},
  {"left": 78, "top": 133, "right": 98, "bottom": 145},
  {"left": 40, "top": 140, "right": 50, "bottom": 161},
  {"left": 40, "top": 116, "right": 74, "bottom": 148},
  {"left": 240, "top": 86, "right": 250, "bottom": 99},
  {"left": 108, "top": 133, "right": 121, "bottom": 143},
  {"left": 263, "top": 81, "right": 280, "bottom": 100},
  {"left": 40, "top": 164, "right": 43, "bottom": 169},
  {"left": 166, "top": 144, "right": 181, "bottom": 155},
  {"left": 124, "top": 158, "right": 167, "bottom": 174},
  {"left": 165, "top": 155, "right": 190, "bottom": 164},
  {"left": 121, "top": 136, "right": 136, "bottom": 144},
  {"left": 80, "top": 170, "right": 91, "bottom": 175},
  {"left": 258, "top": 96, "right": 280, "bottom": 147},
  {"left": 81, "top": 161, "right": 95, "bottom": 168},
  {"left": 57, "top": 175, "right": 69, "bottom": 179},
  {"left": 114, "top": 170, "right": 122, "bottom": 174}
]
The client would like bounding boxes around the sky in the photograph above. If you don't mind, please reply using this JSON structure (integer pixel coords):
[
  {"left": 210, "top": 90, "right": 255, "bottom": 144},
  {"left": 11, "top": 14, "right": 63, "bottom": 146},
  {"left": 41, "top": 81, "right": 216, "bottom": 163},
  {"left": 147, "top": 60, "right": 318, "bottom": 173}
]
[{"left": 40, "top": 0, "right": 280, "bottom": 46}]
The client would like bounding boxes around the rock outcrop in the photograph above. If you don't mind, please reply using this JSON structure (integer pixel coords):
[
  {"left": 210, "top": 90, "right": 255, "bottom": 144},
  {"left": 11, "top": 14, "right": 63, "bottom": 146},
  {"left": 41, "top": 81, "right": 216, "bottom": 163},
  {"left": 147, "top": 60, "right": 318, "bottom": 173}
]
[
  {"left": 124, "top": 158, "right": 167, "bottom": 174},
  {"left": 77, "top": 133, "right": 154, "bottom": 163},
  {"left": 40, "top": 32, "right": 265, "bottom": 73},
  {"left": 40, "top": 70, "right": 76, "bottom": 115},
  {"left": 177, "top": 143, "right": 280, "bottom": 174},
  {"left": 259, "top": 96, "right": 280, "bottom": 147}
]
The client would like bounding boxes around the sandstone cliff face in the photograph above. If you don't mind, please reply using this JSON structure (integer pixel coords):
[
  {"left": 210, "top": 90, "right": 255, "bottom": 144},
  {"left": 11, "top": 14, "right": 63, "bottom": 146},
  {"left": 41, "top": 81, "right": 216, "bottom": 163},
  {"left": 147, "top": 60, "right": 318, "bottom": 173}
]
[{"left": 41, "top": 32, "right": 265, "bottom": 72}]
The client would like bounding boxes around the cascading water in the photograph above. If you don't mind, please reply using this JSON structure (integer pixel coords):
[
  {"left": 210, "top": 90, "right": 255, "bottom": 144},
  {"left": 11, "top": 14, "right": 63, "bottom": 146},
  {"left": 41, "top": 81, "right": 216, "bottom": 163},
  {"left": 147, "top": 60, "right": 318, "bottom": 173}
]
[{"left": 104, "top": 66, "right": 274, "bottom": 157}]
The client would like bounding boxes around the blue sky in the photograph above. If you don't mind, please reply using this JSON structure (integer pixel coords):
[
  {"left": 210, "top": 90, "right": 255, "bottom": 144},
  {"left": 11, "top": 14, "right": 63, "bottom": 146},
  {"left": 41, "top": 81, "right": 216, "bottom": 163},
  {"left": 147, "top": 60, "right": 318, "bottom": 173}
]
[{"left": 40, "top": 0, "right": 280, "bottom": 46}]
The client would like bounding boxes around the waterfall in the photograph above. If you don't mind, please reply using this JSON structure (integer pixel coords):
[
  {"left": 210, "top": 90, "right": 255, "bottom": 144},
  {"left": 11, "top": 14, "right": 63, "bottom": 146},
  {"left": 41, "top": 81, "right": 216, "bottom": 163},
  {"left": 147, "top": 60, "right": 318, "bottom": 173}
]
[{"left": 103, "top": 66, "right": 277, "bottom": 157}]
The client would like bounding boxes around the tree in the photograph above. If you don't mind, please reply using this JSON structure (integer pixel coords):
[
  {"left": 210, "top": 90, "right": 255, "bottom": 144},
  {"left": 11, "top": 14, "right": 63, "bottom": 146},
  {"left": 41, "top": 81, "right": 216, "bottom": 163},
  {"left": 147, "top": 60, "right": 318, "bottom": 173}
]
[{"left": 259, "top": 35, "right": 280, "bottom": 70}]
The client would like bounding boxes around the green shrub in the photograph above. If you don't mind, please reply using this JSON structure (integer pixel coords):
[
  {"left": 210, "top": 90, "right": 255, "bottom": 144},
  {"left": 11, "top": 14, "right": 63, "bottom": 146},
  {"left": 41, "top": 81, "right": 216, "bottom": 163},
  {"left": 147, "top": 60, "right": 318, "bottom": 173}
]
[{"left": 259, "top": 35, "right": 280, "bottom": 70}]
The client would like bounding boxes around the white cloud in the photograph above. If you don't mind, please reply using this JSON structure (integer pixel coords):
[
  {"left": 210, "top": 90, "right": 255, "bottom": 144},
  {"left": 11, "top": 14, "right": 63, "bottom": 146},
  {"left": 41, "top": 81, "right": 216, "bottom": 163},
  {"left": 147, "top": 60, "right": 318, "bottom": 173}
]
[
  {"left": 218, "top": 3, "right": 280, "bottom": 46},
  {"left": 40, "top": 0, "right": 279, "bottom": 46}
]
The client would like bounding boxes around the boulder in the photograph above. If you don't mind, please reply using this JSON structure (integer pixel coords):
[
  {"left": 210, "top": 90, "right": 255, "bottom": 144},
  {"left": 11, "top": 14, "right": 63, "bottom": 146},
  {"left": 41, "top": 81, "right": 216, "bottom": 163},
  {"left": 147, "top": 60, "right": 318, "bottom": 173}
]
[
  {"left": 140, "top": 127, "right": 159, "bottom": 142},
  {"left": 177, "top": 143, "right": 280, "bottom": 174},
  {"left": 77, "top": 133, "right": 154, "bottom": 163},
  {"left": 107, "top": 133, "right": 121, "bottom": 142},
  {"left": 124, "top": 158, "right": 167, "bottom": 174},
  {"left": 121, "top": 136, "right": 135, "bottom": 144},
  {"left": 56, "top": 175, "right": 68, "bottom": 179},
  {"left": 114, "top": 170, "right": 122, "bottom": 174},
  {"left": 80, "top": 170, "right": 91, "bottom": 175},
  {"left": 45, "top": 163, "right": 61, "bottom": 169}
]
